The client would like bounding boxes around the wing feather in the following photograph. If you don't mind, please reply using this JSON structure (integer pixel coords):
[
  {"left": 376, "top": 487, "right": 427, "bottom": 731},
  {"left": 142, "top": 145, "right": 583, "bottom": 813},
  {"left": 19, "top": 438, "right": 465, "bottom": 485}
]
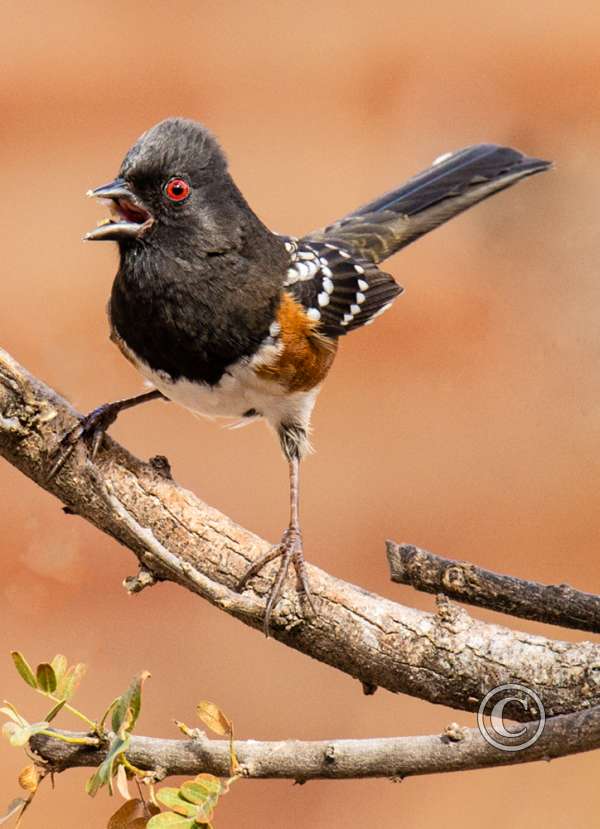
[{"left": 282, "top": 237, "right": 402, "bottom": 338}]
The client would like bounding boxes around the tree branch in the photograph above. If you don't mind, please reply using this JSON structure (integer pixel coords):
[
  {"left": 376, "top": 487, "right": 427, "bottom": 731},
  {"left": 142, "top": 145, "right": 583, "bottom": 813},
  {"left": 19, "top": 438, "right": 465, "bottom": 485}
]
[
  {"left": 2, "top": 346, "right": 600, "bottom": 721},
  {"left": 30, "top": 703, "right": 600, "bottom": 780},
  {"left": 387, "top": 542, "right": 600, "bottom": 633}
]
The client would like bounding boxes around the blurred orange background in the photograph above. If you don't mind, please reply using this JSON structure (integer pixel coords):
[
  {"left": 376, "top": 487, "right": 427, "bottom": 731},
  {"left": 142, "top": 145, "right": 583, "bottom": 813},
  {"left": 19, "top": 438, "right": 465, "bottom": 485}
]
[{"left": 1, "top": 1, "right": 599, "bottom": 826}]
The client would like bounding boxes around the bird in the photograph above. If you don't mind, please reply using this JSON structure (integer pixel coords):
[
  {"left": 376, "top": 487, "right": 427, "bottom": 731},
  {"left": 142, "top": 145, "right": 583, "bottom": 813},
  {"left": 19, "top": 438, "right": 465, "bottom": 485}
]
[{"left": 50, "top": 117, "right": 550, "bottom": 635}]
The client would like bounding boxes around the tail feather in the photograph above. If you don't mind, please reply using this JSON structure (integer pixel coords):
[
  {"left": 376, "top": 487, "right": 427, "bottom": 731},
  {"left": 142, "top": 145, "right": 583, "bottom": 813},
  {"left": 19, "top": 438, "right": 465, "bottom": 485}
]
[{"left": 310, "top": 144, "right": 551, "bottom": 264}]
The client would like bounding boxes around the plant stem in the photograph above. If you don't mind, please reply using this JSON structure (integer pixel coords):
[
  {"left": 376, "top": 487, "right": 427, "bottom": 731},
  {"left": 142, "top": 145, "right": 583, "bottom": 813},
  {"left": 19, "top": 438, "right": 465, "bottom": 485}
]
[
  {"left": 39, "top": 729, "right": 100, "bottom": 747},
  {"left": 121, "top": 753, "right": 155, "bottom": 779}
]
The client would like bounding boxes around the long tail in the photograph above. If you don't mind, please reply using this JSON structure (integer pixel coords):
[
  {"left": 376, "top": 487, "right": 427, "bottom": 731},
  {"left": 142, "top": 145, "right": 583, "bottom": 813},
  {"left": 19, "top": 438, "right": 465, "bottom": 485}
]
[{"left": 311, "top": 144, "right": 551, "bottom": 264}]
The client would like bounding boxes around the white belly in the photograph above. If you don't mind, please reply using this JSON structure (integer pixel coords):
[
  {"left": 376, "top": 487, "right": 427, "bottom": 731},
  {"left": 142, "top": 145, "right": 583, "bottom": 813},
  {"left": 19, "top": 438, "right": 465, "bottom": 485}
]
[{"left": 136, "top": 350, "right": 320, "bottom": 434}]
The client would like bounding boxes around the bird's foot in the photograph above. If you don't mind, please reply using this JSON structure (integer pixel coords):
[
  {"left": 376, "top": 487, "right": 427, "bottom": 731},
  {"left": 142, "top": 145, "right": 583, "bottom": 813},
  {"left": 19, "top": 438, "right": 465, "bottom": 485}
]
[
  {"left": 238, "top": 526, "right": 316, "bottom": 636},
  {"left": 47, "top": 401, "right": 122, "bottom": 479}
]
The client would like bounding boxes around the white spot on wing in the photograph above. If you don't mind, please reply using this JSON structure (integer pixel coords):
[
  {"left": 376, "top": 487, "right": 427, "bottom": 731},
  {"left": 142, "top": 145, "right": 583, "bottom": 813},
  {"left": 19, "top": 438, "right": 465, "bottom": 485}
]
[
  {"left": 318, "top": 292, "right": 330, "bottom": 307},
  {"left": 358, "top": 279, "right": 369, "bottom": 291},
  {"left": 433, "top": 151, "right": 453, "bottom": 166},
  {"left": 364, "top": 301, "right": 393, "bottom": 325},
  {"left": 306, "top": 307, "right": 321, "bottom": 321},
  {"left": 285, "top": 257, "right": 319, "bottom": 286}
]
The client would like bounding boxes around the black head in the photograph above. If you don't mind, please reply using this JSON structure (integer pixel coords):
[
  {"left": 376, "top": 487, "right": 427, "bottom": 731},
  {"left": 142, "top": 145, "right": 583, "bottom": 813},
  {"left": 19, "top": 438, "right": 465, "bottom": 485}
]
[{"left": 85, "top": 118, "right": 239, "bottom": 249}]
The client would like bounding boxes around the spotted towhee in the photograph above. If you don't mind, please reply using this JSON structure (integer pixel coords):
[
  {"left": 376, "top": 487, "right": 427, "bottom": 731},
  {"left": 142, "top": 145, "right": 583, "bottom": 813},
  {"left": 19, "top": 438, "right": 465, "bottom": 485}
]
[{"left": 51, "top": 118, "right": 550, "bottom": 634}]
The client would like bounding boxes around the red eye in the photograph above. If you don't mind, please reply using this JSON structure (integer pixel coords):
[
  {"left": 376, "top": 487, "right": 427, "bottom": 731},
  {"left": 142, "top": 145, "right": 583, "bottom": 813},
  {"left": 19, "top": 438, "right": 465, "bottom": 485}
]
[{"left": 165, "top": 177, "right": 191, "bottom": 202}]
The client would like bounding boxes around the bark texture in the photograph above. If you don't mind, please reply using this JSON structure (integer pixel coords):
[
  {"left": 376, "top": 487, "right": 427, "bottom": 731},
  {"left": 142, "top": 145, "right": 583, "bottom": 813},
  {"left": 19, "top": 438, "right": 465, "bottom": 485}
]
[
  {"left": 388, "top": 542, "right": 600, "bottom": 633},
  {"left": 1, "top": 347, "right": 600, "bottom": 723},
  {"left": 30, "top": 702, "right": 600, "bottom": 780}
]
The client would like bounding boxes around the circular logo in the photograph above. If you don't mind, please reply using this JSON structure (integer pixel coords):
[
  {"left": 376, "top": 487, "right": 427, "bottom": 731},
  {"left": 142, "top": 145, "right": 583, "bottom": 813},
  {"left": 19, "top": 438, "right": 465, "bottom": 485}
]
[{"left": 477, "top": 684, "right": 545, "bottom": 752}]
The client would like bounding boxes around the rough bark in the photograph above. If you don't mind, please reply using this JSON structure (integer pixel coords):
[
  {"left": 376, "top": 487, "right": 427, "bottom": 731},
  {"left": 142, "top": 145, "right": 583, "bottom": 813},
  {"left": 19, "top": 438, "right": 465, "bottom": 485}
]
[
  {"left": 2, "top": 347, "right": 600, "bottom": 722},
  {"left": 387, "top": 542, "right": 600, "bottom": 633}
]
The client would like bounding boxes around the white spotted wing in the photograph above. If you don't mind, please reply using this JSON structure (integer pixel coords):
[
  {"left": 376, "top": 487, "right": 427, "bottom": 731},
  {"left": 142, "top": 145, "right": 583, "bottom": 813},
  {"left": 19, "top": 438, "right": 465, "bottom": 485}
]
[{"left": 281, "top": 237, "right": 402, "bottom": 339}]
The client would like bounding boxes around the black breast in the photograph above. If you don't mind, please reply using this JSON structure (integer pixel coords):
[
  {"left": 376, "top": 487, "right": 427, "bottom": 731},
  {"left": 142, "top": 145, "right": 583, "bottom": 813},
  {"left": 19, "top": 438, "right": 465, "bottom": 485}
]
[{"left": 109, "top": 240, "right": 287, "bottom": 386}]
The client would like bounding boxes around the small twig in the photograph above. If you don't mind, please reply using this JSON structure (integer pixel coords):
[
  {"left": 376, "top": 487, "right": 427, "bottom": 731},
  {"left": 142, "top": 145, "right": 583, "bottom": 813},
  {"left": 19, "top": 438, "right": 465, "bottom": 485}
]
[
  {"left": 123, "top": 567, "right": 158, "bottom": 595},
  {"left": 387, "top": 542, "right": 600, "bottom": 633},
  {"left": 30, "top": 703, "right": 600, "bottom": 780}
]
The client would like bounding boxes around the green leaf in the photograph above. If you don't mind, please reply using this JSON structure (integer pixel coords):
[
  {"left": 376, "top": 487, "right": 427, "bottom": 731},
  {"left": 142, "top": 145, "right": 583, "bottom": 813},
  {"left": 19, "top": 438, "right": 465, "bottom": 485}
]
[
  {"left": 0, "top": 798, "right": 27, "bottom": 825},
  {"left": 147, "top": 814, "right": 196, "bottom": 829},
  {"left": 0, "top": 704, "right": 26, "bottom": 726},
  {"left": 111, "top": 672, "right": 150, "bottom": 736},
  {"left": 10, "top": 653, "right": 37, "bottom": 689},
  {"left": 180, "top": 777, "right": 220, "bottom": 824},
  {"left": 85, "top": 733, "right": 130, "bottom": 797},
  {"left": 2, "top": 721, "right": 39, "bottom": 748},
  {"left": 155, "top": 789, "right": 196, "bottom": 818},
  {"left": 2, "top": 722, "right": 48, "bottom": 748},
  {"left": 3, "top": 717, "right": 52, "bottom": 747},
  {"left": 98, "top": 697, "right": 120, "bottom": 733},
  {"left": 50, "top": 655, "right": 67, "bottom": 686},
  {"left": 35, "top": 663, "right": 57, "bottom": 695},
  {"left": 178, "top": 783, "right": 213, "bottom": 823},
  {"left": 3, "top": 722, "right": 33, "bottom": 747},
  {"left": 179, "top": 782, "right": 212, "bottom": 806},
  {"left": 44, "top": 698, "right": 67, "bottom": 723},
  {"left": 56, "top": 662, "right": 86, "bottom": 701}
]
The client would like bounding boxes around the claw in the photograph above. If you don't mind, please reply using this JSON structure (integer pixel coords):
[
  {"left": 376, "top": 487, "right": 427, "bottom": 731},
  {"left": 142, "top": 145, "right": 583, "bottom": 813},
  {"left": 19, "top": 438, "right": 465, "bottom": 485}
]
[
  {"left": 291, "top": 546, "right": 316, "bottom": 617},
  {"left": 47, "top": 439, "right": 77, "bottom": 480},
  {"left": 90, "top": 423, "right": 107, "bottom": 461},
  {"left": 47, "top": 403, "right": 120, "bottom": 480},
  {"left": 238, "top": 527, "right": 315, "bottom": 636},
  {"left": 46, "top": 389, "right": 165, "bottom": 482}
]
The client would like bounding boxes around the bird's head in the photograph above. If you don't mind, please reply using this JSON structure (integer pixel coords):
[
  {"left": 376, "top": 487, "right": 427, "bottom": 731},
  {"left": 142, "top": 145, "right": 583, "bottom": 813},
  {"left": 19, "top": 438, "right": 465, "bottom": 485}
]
[{"left": 85, "top": 118, "right": 233, "bottom": 248}]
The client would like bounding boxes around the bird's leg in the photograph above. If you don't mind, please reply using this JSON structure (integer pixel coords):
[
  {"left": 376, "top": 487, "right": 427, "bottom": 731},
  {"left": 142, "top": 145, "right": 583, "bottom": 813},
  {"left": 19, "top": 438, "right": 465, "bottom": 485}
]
[
  {"left": 238, "top": 454, "right": 316, "bottom": 636},
  {"left": 48, "top": 389, "right": 166, "bottom": 479}
]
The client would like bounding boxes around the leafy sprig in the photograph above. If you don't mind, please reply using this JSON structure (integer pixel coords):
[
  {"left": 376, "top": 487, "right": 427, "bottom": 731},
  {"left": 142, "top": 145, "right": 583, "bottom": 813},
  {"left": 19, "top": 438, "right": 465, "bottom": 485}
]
[{"left": 2, "top": 653, "right": 239, "bottom": 828}]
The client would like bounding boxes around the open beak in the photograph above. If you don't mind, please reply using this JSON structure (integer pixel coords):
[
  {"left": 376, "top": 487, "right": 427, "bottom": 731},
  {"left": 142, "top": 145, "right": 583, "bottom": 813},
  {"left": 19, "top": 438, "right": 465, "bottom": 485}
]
[{"left": 84, "top": 178, "right": 154, "bottom": 241}]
